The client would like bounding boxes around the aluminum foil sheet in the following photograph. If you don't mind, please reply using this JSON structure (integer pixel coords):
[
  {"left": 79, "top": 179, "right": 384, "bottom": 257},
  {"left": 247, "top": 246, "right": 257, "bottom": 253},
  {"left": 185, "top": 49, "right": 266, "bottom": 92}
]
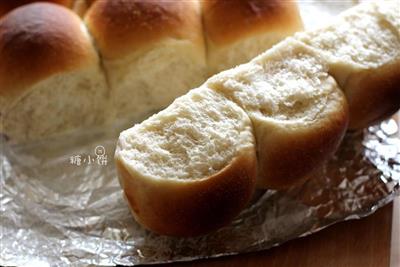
[
  {"left": 1, "top": 1, "right": 399, "bottom": 266},
  {"left": 2, "top": 117, "right": 399, "bottom": 267}
]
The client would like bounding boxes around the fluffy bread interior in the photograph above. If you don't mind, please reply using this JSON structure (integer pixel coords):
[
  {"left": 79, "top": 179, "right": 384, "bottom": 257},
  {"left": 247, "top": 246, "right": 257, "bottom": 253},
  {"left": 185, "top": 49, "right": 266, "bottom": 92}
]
[
  {"left": 115, "top": 87, "right": 257, "bottom": 236},
  {"left": 295, "top": 2, "right": 400, "bottom": 79},
  {"left": 116, "top": 87, "right": 254, "bottom": 181},
  {"left": 206, "top": 38, "right": 348, "bottom": 188},
  {"left": 208, "top": 39, "right": 337, "bottom": 124},
  {"left": 374, "top": 1, "right": 400, "bottom": 31},
  {"left": 294, "top": 1, "right": 400, "bottom": 129}
]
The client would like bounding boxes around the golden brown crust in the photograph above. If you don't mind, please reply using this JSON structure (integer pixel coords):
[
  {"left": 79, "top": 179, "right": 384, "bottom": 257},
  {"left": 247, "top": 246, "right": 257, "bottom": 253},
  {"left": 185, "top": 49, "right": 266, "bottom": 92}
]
[
  {"left": 256, "top": 87, "right": 349, "bottom": 190},
  {"left": 202, "top": 0, "right": 303, "bottom": 46},
  {"left": 116, "top": 148, "right": 257, "bottom": 237},
  {"left": 85, "top": 0, "right": 204, "bottom": 60},
  {"left": 71, "top": 0, "right": 90, "bottom": 17},
  {"left": 0, "top": 0, "right": 72, "bottom": 18},
  {"left": 344, "top": 60, "right": 400, "bottom": 129},
  {"left": 0, "top": 3, "right": 97, "bottom": 107}
]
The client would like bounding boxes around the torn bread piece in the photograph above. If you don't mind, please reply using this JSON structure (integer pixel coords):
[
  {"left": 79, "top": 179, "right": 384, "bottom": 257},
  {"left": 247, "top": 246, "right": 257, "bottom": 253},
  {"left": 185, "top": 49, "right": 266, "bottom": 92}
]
[
  {"left": 115, "top": 88, "right": 257, "bottom": 236},
  {"left": 207, "top": 39, "right": 349, "bottom": 189},
  {"left": 295, "top": 1, "right": 400, "bottom": 129}
]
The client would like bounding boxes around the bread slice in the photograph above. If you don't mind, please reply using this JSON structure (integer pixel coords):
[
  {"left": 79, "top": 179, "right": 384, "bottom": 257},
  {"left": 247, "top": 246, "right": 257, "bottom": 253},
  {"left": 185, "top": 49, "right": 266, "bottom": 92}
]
[
  {"left": 202, "top": 0, "right": 303, "bottom": 74},
  {"left": 85, "top": 0, "right": 207, "bottom": 121},
  {"left": 115, "top": 88, "right": 257, "bottom": 236},
  {"left": 207, "top": 39, "right": 349, "bottom": 189},
  {"left": 295, "top": 1, "right": 400, "bottom": 129},
  {"left": 0, "top": 3, "right": 109, "bottom": 142}
]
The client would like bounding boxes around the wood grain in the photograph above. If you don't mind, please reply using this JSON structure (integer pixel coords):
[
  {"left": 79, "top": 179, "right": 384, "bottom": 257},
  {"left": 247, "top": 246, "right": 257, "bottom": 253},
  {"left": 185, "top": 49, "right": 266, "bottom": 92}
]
[{"left": 145, "top": 203, "right": 392, "bottom": 267}]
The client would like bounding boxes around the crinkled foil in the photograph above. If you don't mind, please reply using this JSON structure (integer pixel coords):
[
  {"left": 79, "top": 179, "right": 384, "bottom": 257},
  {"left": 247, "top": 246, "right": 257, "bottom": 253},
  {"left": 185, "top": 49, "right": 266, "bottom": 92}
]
[
  {"left": 1, "top": 2, "right": 400, "bottom": 267},
  {"left": 1, "top": 119, "right": 399, "bottom": 267}
]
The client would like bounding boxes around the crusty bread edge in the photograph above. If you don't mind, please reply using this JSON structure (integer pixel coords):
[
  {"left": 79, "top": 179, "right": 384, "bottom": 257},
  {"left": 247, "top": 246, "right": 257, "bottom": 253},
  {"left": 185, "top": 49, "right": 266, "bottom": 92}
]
[
  {"left": 255, "top": 99, "right": 349, "bottom": 190},
  {"left": 343, "top": 59, "right": 400, "bottom": 129},
  {"left": 115, "top": 143, "right": 257, "bottom": 237}
]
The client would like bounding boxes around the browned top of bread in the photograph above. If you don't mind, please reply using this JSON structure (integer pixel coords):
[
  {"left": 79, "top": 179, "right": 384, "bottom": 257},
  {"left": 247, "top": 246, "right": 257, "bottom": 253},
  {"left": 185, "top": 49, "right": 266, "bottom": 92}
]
[
  {"left": 202, "top": 0, "right": 303, "bottom": 45},
  {"left": 0, "top": 3, "right": 97, "bottom": 102},
  {"left": 85, "top": 0, "right": 203, "bottom": 60},
  {"left": 86, "top": 0, "right": 96, "bottom": 6},
  {"left": 0, "top": 0, "right": 72, "bottom": 18}
]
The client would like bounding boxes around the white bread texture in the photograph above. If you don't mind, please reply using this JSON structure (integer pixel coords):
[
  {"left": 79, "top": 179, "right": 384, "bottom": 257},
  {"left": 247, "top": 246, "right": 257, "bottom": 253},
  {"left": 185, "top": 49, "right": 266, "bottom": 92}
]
[
  {"left": 85, "top": 0, "right": 207, "bottom": 120},
  {"left": 115, "top": 88, "right": 257, "bottom": 236},
  {"left": 295, "top": 1, "right": 400, "bottom": 129},
  {"left": 0, "top": 3, "right": 109, "bottom": 142},
  {"left": 207, "top": 39, "right": 349, "bottom": 189},
  {"left": 202, "top": 0, "right": 303, "bottom": 74}
]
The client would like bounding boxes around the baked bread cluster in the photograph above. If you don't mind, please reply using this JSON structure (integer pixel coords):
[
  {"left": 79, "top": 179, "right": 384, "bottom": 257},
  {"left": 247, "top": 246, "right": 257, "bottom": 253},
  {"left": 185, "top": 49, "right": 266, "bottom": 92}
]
[
  {"left": 115, "top": 1, "right": 400, "bottom": 236},
  {"left": 0, "top": 0, "right": 303, "bottom": 142},
  {"left": 1, "top": 0, "right": 398, "bottom": 237}
]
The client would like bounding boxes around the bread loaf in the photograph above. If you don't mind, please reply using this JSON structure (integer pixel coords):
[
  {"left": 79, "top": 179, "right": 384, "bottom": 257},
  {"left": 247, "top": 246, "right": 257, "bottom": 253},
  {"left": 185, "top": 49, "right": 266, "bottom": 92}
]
[
  {"left": 202, "top": 0, "right": 303, "bottom": 74},
  {"left": 0, "top": 3, "right": 109, "bottom": 142},
  {"left": 85, "top": 0, "right": 207, "bottom": 121},
  {"left": 0, "top": 0, "right": 72, "bottom": 18},
  {"left": 207, "top": 39, "right": 348, "bottom": 189},
  {"left": 0, "top": 0, "right": 302, "bottom": 142},
  {"left": 295, "top": 1, "right": 400, "bottom": 129},
  {"left": 0, "top": 0, "right": 397, "bottom": 236},
  {"left": 115, "top": 38, "right": 348, "bottom": 235},
  {"left": 115, "top": 2, "right": 400, "bottom": 235},
  {"left": 115, "top": 88, "right": 257, "bottom": 236},
  {"left": 3, "top": 1, "right": 398, "bottom": 143}
]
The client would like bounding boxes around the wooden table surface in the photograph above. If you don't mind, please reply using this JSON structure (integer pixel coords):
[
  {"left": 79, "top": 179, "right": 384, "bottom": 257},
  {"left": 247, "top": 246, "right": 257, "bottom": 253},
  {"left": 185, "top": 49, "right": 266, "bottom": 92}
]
[{"left": 147, "top": 200, "right": 397, "bottom": 267}]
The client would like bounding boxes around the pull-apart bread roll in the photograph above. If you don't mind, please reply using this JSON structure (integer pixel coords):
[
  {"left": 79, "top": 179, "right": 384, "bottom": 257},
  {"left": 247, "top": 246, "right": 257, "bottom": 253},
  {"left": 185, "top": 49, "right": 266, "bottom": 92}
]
[
  {"left": 295, "top": 1, "right": 400, "bottom": 129},
  {"left": 202, "top": 0, "right": 303, "bottom": 74},
  {"left": 0, "top": 3, "right": 109, "bottom": 142},
  {"left": 85, "top": 0, "right": 207, "bottom": 120},
  {"left": 207, "top": 39, "right": 349, "bottom": 189},
  {"left": 0, "top": 0, "right": 72, "bottom": 18},
  {"left": 115, "top": 88, "right": 257, "bottom": 236}
]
